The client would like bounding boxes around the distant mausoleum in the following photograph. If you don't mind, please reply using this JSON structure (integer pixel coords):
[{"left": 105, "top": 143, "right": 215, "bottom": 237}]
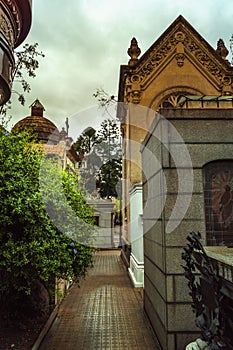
[{"left": 12, "top": 99, "right": 79, "bottom": 169}]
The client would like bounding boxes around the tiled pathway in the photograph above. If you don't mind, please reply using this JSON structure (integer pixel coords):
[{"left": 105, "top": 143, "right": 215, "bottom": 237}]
[{"left": 39, "top": 250, "right": 160, "bottom": 350}]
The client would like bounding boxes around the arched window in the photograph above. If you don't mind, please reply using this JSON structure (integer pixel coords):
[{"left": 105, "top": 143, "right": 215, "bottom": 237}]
[
  {"left": 159, "top": 94, "right": 183, "bottom": 108},
  {"left": 203, "top": 160, "right": 233, "bottom": 246}
]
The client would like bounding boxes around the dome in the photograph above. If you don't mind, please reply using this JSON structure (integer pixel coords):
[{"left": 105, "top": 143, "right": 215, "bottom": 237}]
[{"left": 12, "top": 99, "right": 60, "bottom": 144}]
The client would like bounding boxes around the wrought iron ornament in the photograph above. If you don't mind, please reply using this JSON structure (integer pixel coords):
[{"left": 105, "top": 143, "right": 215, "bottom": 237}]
[{"left": 182, "top": 232, "right": 233, "bottom": 349}]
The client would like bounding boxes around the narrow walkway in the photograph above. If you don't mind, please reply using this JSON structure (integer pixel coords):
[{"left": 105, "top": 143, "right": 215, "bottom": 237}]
[{"left": 39, "top": 250, "right": 160, "bottom": 350}]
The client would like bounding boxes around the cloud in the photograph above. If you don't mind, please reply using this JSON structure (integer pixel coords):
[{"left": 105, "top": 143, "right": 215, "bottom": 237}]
[{"left": 9, "top": 0, "right": 233, "bottom": 139}]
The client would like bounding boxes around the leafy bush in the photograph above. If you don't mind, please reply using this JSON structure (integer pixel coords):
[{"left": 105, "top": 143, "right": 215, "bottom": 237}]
[{"left": 0, "top": 130, "right": 95, "bottom": 318}]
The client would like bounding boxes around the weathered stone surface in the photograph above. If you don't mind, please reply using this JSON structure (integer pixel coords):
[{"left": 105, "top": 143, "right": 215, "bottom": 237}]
[
  {"left": 143, "top": 219, "right": 163, "bottom": 242},
  {"left": 163, "top": 193, "right": 205, "bottom": 221},
  {"left": 165, "top": 219, "right": 206, "bottom": 246},
  {"left": 144, "top": 256, "right": 166, "bottom": 299},
  {"left": 170, "top": 119, "right": 233, "bottom": 143},
  {"left": 144, "top": 238, "right": 165, "bottom": 271},
  {"left": 166, "top": 275, "right": 192, "bottom": 303},
  {"left": 144, "top": 292, "right": 168, "bottom": 350},
  {"left": 144, "top": 274, "right": 167, "bottom": 326},
  {"left": 170, "top": 143, "right": 233, "bottom": 168},
  {"left": 167, "top": 303, "right": 197, "bottom": 331},
  {"left": 164, "top": 168, "right": 203, "bottom": 193}
]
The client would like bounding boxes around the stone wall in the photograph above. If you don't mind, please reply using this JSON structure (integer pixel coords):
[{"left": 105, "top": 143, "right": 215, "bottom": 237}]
[{"left": 141, "top": 108, "right": 233, "bottom": 349}]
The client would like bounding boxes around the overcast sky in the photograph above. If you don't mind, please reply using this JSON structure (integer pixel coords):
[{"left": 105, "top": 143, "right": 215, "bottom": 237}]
[{"left": 9, "top": 0, "right": 233, "bottom": 139}]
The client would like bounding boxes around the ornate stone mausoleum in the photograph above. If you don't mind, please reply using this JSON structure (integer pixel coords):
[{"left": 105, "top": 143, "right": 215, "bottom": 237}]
[
  {"left": 117, "top": 15, "right": 233, "bottom": 349},
  {"left": 12, "top": 99, "right": 79, "bottom": 168}
]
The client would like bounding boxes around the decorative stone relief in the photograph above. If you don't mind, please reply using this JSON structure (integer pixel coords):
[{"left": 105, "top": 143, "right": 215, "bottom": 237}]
[
  {"left": 5, "top": 0, "right": 21, "bottom": 41},
  {"left": 139, "top": 42, "right": 172, "bottom": 79},
  {"left": 216, "top": 38, "right": 229, "bottom": 60},
  {"left": 221, "top": 76, "right": 233, "bottom": 95},
  {"left": 0, "top": 9, "right": 14, "bottom": 47},
  {"left": 175, "top": 53, "right": 185, "bottom": 67},
  {"left": 130, "top": 90, "right": 141, "bottom": 104},
  {"left": 187, "top": 39, "right": 225, "bottom": 85},
  {"left": 124, "top": 74, "right": 142, "bottom": 104},
  {"left": 135, "top": 29, "right": 189, "bottom": 79},
  {"left": 128, "top": 25, "right": 232, "bottom": 89},
  {"left": 175, "top": 41, "right": 185, "bottom": 67},
  {"left": 174, "top": 31, "right": 186, "bottom": 42}
]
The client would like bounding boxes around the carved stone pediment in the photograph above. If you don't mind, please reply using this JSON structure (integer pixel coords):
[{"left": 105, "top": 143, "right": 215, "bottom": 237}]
[{"left": 123, "top": 15, "right": 233, "bottom": 104}]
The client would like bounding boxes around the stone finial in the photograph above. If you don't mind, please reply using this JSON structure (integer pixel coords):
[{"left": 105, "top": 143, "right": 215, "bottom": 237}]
[
  {"left": 30, "top": 99, "right": 45, "bottom": 117},
  {"left": 216, "top": 38, "right": 229, "bottom": 60},
  {"left": 127, "top": 37, "right": 141, "bottom": 66}
]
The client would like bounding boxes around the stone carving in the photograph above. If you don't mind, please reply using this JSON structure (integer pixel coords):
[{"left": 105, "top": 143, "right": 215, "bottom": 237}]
[
  {"left": 175, "top": 41, "right": 185, "bottom": 67},
  {"left": 187, "top": 40, "right": 227, "bottom": 85},
  {"left": 175, "top": 53, "right": 185, "bottom": 67},
  {"left": 125, "top": 22, "right": 233, "bottom": 103},
  {"left": 124, "top": 73, "right": 142, "bottom": 104},
  {"left": 130, "top": 74, "right": 141, "bottom": 84},
  {"left": 128, "top": 25, "right": 232, "bottom": 90},
  {"left": 139, "top": 42, "right": 172, "bottom": 79},
  {"left": 174, "top": 31, "right": 186, "bottom": 42},
  {"left": 130, "top": 90, "right": 141, "bottom": 104},
  {"left": 182, "top": 232, "right": 233, "bottom": 349},
  {"left": 0, "top": 9, "right": 14, "bottom": 47},
  {"left": 216, "top": 39, "right": 229, "bottom": 60},
  {"left": 127, "top": 37, "right": 141, "bottom": 66},
  {"left": 5, "top": 0, "right": 21, "bottom": 40}
]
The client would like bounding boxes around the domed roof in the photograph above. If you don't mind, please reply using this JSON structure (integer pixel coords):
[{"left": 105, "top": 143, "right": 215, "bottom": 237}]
[{"left": 12, "top": 99, "right": 60, "bottom": 144}]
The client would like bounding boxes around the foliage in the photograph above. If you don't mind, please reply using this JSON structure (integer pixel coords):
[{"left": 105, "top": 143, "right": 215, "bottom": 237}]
[
  {"left": 0, "top": 130, "right": 95, "bottom": 318},
  {"left": 73, "top": 127, "right": 100, "bottom": 194},
  {"left": 93, "top": 88, "right": 117, "bottom": 108},
  {"left": 96, "top": 159, "right": 122, "bottom": 198},
  {"left": 40, "top": 158, "right": 95, "bottom": 245},
  {"left": 73, "top": 126, "right": 98, "bottom": 159},
  {"left": 95, "top": 118, "right": 121, "bottom": 162},
  {"left": 73, "top": 118, "right": 122, "bottom": 198},
  {"left": 0, "top": 43, "right": 45, "bottom": 120}
]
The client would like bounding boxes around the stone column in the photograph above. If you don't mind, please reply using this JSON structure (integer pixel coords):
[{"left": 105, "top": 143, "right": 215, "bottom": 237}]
[{"left": 128, "top": 183, "right": 144, "bottom": 287}]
